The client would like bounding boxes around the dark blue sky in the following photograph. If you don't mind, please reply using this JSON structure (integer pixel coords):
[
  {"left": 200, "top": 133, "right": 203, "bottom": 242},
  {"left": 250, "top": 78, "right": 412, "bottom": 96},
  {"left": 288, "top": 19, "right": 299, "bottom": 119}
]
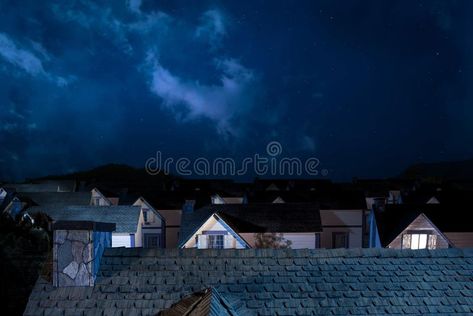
[{"left": 1, "top": 0, "right": 473, "bottom": 181}]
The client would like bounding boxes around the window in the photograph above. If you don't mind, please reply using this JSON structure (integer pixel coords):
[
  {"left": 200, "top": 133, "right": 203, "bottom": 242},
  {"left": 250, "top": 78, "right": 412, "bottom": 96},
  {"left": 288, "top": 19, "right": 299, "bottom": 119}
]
[
  {"left": 208, "top": 235, "right": 224, "bottom": 249},
  {"left": 402, "top": 233, "right": 437, "bottom": 249},
  {"left": 94, "top": 197, "right": 101, "bottom": 205},
  {"left": 143, "top": 211, "right": 148, "bottom": 223},
  {"left": 315, "top": 233, "right": 321, "bottom": 248},
  {"left": 332, "top": 232, "right": 349, "bottom": 248},
  {"left": 144, "top": 234, "right": 162, "bottom": 248}
]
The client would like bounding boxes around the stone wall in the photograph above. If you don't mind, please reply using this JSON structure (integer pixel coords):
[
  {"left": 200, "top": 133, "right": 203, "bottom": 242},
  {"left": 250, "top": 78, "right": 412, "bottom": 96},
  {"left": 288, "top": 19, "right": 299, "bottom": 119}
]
[
  {"left": 52, "top": 221, "right": 115, "bottom": 287},
  {"left": 53, "top": 229, "right": 94, "bottom": 287}
]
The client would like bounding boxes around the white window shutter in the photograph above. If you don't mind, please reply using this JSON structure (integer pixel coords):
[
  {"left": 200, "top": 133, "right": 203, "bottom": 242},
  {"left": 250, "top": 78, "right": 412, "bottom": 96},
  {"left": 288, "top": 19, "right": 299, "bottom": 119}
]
[
  {"left": 197, "top": 234, "right": 208, "bottom": 249},
  {"left": 428, "top": 235, "right": 437, "bottom": 249},
  {"left": 402, "top": 234, "right": 411, "bottom": 249}
]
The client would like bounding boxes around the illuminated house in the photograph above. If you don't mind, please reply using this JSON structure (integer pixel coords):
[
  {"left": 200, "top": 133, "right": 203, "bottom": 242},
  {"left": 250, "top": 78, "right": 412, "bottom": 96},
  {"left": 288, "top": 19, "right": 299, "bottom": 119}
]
[
  {"left": 369, "top": 204, "right": 473, "bottom": 249},
  {"left": 179, "top": 203, "right": 323, "bottom": 249}
]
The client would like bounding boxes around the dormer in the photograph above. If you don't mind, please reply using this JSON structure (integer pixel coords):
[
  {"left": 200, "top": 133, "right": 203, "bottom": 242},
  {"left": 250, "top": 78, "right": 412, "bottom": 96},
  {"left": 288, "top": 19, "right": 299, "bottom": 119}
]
[
  {"left": 211, "top": 194, "right": 244, "bottom": 204},
  {"left": 272, "top": 196, "right": 285, "bottom": 204},
  {"left": 426, "top": 196, "right": 440, "bottom": 204},
  {"left": 90, "top": 188, "right": 113, "bottom": 206},
  {"left": 133, "top": 197, "right": 163, "bottom": 226}
]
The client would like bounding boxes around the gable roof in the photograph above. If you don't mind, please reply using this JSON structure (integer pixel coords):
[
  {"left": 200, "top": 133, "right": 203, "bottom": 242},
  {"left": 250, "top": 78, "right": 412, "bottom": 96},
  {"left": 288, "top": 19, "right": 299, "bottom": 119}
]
[
  {"left": 25, "top": 248, "right": 473, "bottom": 315},
  {"left": 374, "top": 204, "right": 473, "bottom": 247},
  {"left": 179, "top": 203, "right": 322, "bottom": 246},
  {"left": 27, "top": 205, "right": 141, "bottom": 233},
  {"left": 159, "top": 287, "right": 237, "bottom": 316}
]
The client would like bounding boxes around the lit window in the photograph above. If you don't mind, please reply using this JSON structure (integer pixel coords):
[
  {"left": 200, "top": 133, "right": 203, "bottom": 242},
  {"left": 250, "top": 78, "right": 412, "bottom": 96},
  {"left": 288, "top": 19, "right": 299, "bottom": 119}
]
[{"left": 403, "top": 233, "right": 437, "bottom": 249}]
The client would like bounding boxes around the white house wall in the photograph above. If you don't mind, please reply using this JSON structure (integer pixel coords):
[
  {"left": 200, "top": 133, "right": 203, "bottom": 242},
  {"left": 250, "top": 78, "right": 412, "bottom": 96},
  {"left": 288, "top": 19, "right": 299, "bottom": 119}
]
[
  {"left": 133, "top": 198, "right": 164, "bottom": 247},
  {"left": 320, "top": 209, "right": 364, "bottom": 248},
  {"left": 112, "top": 233, "right": 132, "bottom": 248}
]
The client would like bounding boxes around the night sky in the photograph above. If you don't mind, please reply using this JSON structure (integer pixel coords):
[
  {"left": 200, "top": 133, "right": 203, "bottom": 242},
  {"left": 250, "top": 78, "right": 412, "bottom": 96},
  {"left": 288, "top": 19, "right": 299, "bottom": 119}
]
[{"left": 1, "top": 0, "right": 473, "bottom": 181}]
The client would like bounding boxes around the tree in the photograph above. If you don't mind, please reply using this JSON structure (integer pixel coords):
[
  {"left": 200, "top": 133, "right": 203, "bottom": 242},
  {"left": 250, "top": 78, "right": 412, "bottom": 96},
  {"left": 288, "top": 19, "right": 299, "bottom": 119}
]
[{"left": 254, "top": 233, "right": 292, "bottom": 249}]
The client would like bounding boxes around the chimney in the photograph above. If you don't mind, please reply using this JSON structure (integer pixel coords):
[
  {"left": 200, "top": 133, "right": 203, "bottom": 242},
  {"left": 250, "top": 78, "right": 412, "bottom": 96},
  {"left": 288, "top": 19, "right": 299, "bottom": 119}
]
[
  {"left": 53, "top": 220, "right": 115, "bottom": 287},
  {"left": 182, "top": 200, "right": 195, "bottom": 213}
]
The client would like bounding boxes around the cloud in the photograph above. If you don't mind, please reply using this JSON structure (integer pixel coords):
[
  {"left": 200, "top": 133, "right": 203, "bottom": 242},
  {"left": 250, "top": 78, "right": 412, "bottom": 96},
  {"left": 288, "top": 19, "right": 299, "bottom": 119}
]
[
  {"left": 195, "top": 9, "right": 227, "bottom": 49},
  {"left": 147, "top": 54, "right": 258, "bottom": 135},
  {"left": 128, "top": 0, "right": 142, "bottom": 14},
  {"left": 0, "top": 33, "right": 46, "bottom": 76},
  {"left": 0, "top": 33, "right": 69, "bottom": 86}
]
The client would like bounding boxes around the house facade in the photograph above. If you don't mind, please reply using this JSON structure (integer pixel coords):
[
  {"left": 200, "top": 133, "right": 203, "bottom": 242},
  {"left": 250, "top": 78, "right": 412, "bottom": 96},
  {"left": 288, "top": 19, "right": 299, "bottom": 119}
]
[
  {"left": 384, "top": 213, "right": 450, "bottom": 249},
  {"left": 319, "top": 209, "right": 365, "bottom": 248},
  {"left": 179, "top": 203, "right": 322, "bottom": 249},
  {"left": 370, "top": 204, "right": 473, "bottom": 249},
  {"left": 132, "top": 197, "right": 165, "bottom": 248},
  {"left": 90, "top": 188, "right": 114, "bottom": 206},
  {"left": 27, "top": 205, "right": 141, "bottom": 248}
]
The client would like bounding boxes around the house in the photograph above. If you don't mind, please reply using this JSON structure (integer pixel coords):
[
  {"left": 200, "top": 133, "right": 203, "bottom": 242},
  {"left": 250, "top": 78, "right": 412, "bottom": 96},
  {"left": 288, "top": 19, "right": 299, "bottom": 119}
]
[
  {"left": 253, "top": 178, "right": 333, "bottom": 192},
  {"left": 0, "top": 187, "right": 16, "bottom": 213},
  {"left": 179, "top": 203, "right": 322, "bottom": 249},
  {"left": 133, "top": 190, "right": 210, "bottom": 248},
  {"left": 210, "top": 193, "right": 246, "bottom": 204},
  {"left": 90, "top": 187, "right": 119, "bottom": 206},
  {"left": 27, "top": 205, "right": 141, "bottom": 247},
  {"left": 132, "top": 197, "right": 167, "bottom": 248},
  {"left": 310, "top": 188, "right": 369, "bottom": 249},
  {"left": 249, "top": 187, "right": 369, "bottom": 249},
  {"left": 369, "top": 204, "right": 473, "bottom": 249},
  {"left": 1, "top": 195, "right": 32, "bottom": 218},
  {"left": 24, "top": 220, "right": 473, "bottom": 315}
]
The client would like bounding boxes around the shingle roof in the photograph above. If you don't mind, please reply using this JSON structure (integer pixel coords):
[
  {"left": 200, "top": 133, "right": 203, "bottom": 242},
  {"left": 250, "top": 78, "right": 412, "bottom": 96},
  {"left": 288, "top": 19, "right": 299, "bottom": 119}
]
[
  {"left": 20, "top": 192, "right": 91, "bottom": 207},
  {"left": 27, "top": 205, "right": 141, "bottom": 233},
  {"left": 179, "top": 203, "right": 322, "bottom": 246},
  {"left": 25, "top": 248, "right": 473, "bottom": 315}
]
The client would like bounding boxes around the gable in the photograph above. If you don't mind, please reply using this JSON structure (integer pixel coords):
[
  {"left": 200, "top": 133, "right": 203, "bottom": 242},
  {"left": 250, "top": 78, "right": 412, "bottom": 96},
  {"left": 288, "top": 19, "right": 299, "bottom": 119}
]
[
  {"left": 181, "top": 213, "right": 249, "bottom": 249},
  {"left": 266, "top": 183, "right": 280, "bottom": 191},
  {"left": 387, "top": 213, "right": 451, "bottom": 248},
  {"left": 133, "top": 197, "right": 164, "bottom": 223},
  {"left": 91, "top": 188, "right": 112, "bottom": 206},
  {"left": 426, "top": 196, "right": 440, "bottom": 204},
  {"left": 272, "top": 196, "right": 285, "bottom": 204}
]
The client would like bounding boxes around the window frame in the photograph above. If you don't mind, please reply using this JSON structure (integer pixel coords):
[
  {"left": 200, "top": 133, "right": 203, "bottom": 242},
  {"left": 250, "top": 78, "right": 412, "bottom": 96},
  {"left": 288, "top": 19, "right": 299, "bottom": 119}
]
[
  {"left": 332, "top": 232, "right": 349, "bottom": 249},
  {"left": 402, "top": 230, "right": 436, "bottom": 250},
  {"left": 208, "top": 234, "right": 224, "bottom": 249}
]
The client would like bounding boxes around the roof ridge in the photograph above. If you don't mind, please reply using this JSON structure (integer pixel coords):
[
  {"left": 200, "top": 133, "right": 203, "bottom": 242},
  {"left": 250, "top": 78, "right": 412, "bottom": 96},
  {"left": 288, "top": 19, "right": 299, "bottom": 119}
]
[{"left": 103, "top": 247, "right": 473, "bottom": 258}]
